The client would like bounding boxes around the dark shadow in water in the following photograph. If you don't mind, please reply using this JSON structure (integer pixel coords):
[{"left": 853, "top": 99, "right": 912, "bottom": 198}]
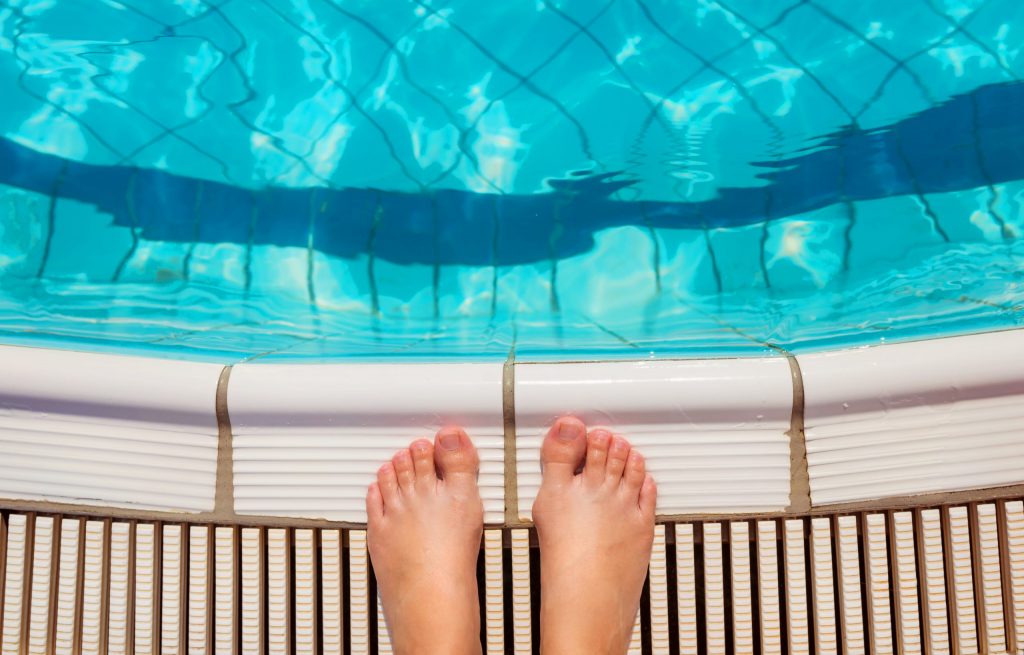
[{"left": 0, "top": 81, "right": 1021, "bottom": 267}]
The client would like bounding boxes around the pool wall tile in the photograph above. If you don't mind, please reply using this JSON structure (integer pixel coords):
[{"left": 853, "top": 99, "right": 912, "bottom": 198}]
[
  {"left": 228, "top": 362, "right": 505, "bottom": 523},
  {"left": 513, "top": 358, "right": 794, "bottom": 520},
  {"left": 0, "top": 346, "right": 221, "bottom": 512},
  {"left": 799, "top": 329, "right": 1024, "bottom": 506}
]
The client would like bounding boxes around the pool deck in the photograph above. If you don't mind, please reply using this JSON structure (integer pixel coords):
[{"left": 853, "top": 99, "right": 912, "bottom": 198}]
[{"left": 1, "top": 327, "right": 1023, "bottom": 527}]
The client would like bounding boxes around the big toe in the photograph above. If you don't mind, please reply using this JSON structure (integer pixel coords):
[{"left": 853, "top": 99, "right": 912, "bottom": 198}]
[
  {"left": 539, "top": 416, "right": 587, "bottom": 485},
  {"left": 433, "top": 426, "right": 479, "bottom": 482}
]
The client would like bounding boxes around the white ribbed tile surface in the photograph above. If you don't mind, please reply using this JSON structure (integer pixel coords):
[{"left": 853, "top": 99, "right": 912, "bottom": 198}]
[
  {"left": 730, "top": 522, "right": 754, "bottom": 655},
  {"left": 510, "top": 528, "right": 532, "bottom": 655},
  {"left": 27, "top": 516, "right": 54, "bottom": 655},
  {"left": 799, "top": 329, "right": 1024, "bottom": 505},
  {"left": 483, "top": 530, "right": 505, "bottom": 655},
  {"left": 675, "top": 523, "right": 698, "bottom": 655},
  {"left": 835, "top": 516, "right": 865, "bottom": 655},
  {"left": 1, "top": 513, "right": 27, "bottom": 655},
  {"left": 320, "top": 530, "right": 344, "bottom": 655},
  {"left": 810, "top": 518, "right": 838, "bottom": 655},
  {"left": 0, "top": 346, "right": 221, "bottom": 512},
  {"left": 891, "top": 512, "right": 922, "bottom": 655},
  {"left": 214, "top": 526, "right": 236, "bottom": 655},
  {"left": 514, "top": 358, "right": 793, "bottom": 519},
  {"left": 108, "top": 522, "right": 131, "bottom": 655},
  {"left": 757, "top": 521, "right": 783, "bottom": 655},
  {"left": 54, "top": 518, "right": 81, "bottom": 655},
  {"left": 703, "top": 523, "right": 726, "bottom": 655},
  {"left": 864, "top": 514, "right": 894, "bottom": 655},
  {"left": 229, "top": 363, "right": 505, "bottom": 523}
]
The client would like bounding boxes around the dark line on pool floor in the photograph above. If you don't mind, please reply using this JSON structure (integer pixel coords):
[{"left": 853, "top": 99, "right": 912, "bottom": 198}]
[
  {"left": 35, "top": 163, "right": 67, "bottom": 279},
  {"left": 367, "top": 193, "right": 383, "bottom": 318},
  {"left": 111, "top": 170, "right": 141, "bottom": 282}
]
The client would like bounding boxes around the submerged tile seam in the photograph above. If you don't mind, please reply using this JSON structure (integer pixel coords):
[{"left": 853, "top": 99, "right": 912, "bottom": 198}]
[
  {"left": 213, "top": 365, "right": 235, "bottom": 519},
  {"left": 502, "top": 349, "right": 521, "bottom": 526},
  {"left": 786, "top": 355, "right": 811, "bottom": 514}
]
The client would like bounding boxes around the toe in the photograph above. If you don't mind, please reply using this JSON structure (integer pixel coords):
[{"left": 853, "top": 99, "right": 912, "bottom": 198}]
[
  {"left": 393, "top": 449, "right": 415, "bottom": 492},
  {"left": 622, "top": 449, "right": 646, "bottom": 495},
  {"left": 605, "top": 435, "right": 631, "bottom": 483},
  {"left": 377, "top": 463, "right": 400, "bottom": 508},
  {"left": 410, "top": 439, "right": 436, "bottom": 486},
  {"left": 539, "top": 416, "right": 587, "bottom": 485},
  {"left": 366, "top": 482, "right": 384, "bottom": 520},
  {"left": 583, "top": 429, "right": 612, "bottom": 487},
  {"left": 433, "top": 426, "right": 479, "bottom": 482},
  {"left": 639, "top": 473, "right": 657, "bottom": 517}
]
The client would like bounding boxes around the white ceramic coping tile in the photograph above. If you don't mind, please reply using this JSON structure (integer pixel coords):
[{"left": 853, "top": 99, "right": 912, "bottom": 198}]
[
  {"left": 229, "top": 362, "right": 505, "bottom": 523},
  {"left": 799, "top": 329, "right": 1024, "bottom": 505},
  {"left": 514, "top": 358, "right": 793, "bottom": 519},
  {"left": 0, "top": 346, "right": 221, "bottom": 512}
]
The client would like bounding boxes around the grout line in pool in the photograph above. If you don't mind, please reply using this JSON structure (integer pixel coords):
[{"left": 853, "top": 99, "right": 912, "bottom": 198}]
[{"left": 234, "top": 335, "right": 320, "bottom": 364}]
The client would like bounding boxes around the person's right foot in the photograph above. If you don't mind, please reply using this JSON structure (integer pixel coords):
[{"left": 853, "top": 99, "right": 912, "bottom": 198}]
[
  {"left": 366, "top": 427, "right": 484, "bottom": 655},
  {"left": 532, "top": 416, "right": 657, "bottom": 655}
]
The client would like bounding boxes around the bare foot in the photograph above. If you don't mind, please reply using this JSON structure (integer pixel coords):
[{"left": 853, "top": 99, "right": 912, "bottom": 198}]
[
  {"left": 366, "top": 427, "right": 484, "bottom": 655},
  {"left": 533, "top": 416, "right": 657, "bottom": 655}
]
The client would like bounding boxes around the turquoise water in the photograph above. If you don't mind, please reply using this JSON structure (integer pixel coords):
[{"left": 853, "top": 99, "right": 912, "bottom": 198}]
[{"left": 0, "top": 0, "right": 1022, "bottom": 362}]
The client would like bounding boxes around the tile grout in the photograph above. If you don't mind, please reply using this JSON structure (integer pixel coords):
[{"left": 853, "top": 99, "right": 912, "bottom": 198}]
[
  {"left": 784, "top": 355, "right": 811, "bottom": 514},
  {"left": 502, "top": 348, "right": 522, "bottom": 526},
  {"left": 212, "top": 365, "right": 235, "bottom": 520}
]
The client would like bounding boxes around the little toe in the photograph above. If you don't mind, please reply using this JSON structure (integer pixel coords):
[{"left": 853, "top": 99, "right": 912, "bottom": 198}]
[
  {"left": 366, "top": 482, "right": 384, "bottom": 521},
  {"left": 539, "top": 416, "right": 588, "bottom": 486},
  {"left": 377, "top": 462, "right": 400, "bottom": 508},
  {"left": 583, "top": 429, "right": 612, "bottom": 487},
  {"left": 433, "top": 426, "right": 479, "bottom": 484},
  {"left": 622, "top": 449, "right": 646, "bottom": 496},
  {"left": 639, "top": 473, "right": 658, "bottom": 517},
  {"left": 605, "top": 435, "right": 631, "bottom": 483},
  {"left": 393, "top": 448, "right": 416, "bottom": 492},
  {"left": 410, "top": 438, "right": 437, "bottom": 486}
]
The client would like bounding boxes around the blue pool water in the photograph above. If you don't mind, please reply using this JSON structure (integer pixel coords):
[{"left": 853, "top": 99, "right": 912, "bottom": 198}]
[{"left": 0, "top": 0, "right": 1022, "bottom": 362}]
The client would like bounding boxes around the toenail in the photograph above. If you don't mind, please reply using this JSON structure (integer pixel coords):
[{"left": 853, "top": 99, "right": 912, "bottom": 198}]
[
  {"left": 557, "top": 419, "right": 583, "bottom": 441},
  {"left": 439, "top": 431, "right": 460, "bottom": 450}
]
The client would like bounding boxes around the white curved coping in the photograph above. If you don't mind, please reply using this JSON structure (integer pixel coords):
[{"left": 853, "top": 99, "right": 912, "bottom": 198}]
[
  {"left": 0, "top": 345, "right": 221, "bottom": 512},
  {"left": 0, "top": 328, "right": 1022, "bottom": 522},
  {"left": 227, "top": 362, "right": 506, "bottom": 523},
  {"left": 513, "top": 357, "right": 795, "bottom": 519},
  {"left": 799, "top": 328, "right": 1024, "bottom": 505}
]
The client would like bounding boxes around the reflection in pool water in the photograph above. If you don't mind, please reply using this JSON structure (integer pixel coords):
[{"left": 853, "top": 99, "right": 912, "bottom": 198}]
[{"left": 0, "top": 0, "right": 1022, "bottom": 361}]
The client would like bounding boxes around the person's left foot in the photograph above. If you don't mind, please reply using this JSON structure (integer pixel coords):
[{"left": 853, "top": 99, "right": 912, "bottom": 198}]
[{"left": 366, "top": 427, "right": 484, "bottom": 655}]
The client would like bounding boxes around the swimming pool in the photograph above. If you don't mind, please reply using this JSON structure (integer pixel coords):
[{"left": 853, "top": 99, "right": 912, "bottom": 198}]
[
  {"left": 0, "top": 0, "right": 1022, "bottom": 362},
  {"left": 3, "top": 8, "right": 1024, "bottom": 650}
]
